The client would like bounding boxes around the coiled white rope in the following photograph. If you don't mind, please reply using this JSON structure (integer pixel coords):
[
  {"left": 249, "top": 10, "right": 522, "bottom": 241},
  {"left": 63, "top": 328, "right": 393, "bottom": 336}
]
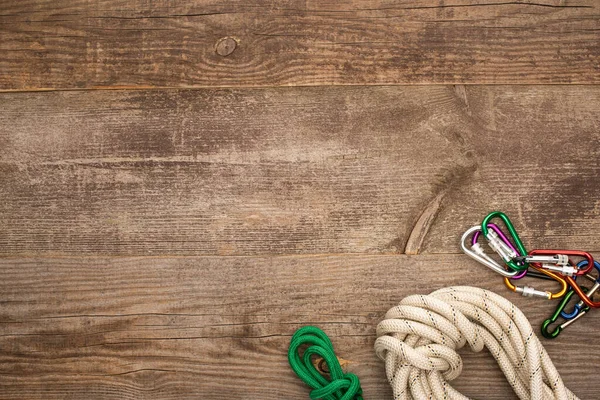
[{"left": 374, "top": 286, "right": 579, "bottom": 400}]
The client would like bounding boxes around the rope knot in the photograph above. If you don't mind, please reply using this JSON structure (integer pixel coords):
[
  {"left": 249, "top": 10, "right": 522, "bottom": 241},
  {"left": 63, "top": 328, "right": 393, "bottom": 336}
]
[
  {"left": 375, "top": 334, "right": 464, "bottom": 382},
  {"left": 288, "top": 326, "right": 363, "bottom": 400},
  {"left": 310, "top": 371, "right": 361, "bottom": 400}
]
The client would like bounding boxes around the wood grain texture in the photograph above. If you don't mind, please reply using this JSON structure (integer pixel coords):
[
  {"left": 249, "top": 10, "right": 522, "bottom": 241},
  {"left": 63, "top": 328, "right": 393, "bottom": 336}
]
[
  {"left": 1, "top": 0, "right": 599, "bottom": 90},
  {"left": 1, "top": 85, "right": 599, "bottom": 256},
  {"left": 0, "top": 254, "right": 598, "bottom": 399}
]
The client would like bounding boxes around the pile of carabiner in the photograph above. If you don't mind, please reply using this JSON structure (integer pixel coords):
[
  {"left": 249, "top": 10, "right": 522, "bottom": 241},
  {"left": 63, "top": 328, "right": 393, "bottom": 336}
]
[{"left": 461, "top": 211, "right": 599, "bottom": 339}]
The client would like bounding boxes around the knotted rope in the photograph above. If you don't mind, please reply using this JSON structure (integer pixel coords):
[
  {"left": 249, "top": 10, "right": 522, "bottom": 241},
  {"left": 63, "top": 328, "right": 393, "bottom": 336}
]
[
  {"left": 288, "top": 326, "right": 363, "bottom": 400},
  {"left": 375, "top": 286, "right": 579, "bottom": 400}
]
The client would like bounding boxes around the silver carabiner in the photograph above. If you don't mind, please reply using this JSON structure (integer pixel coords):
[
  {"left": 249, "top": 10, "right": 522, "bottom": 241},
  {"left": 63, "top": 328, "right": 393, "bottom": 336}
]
[{"left": 461, "top": 225, "right": 520, "bottom": 278}]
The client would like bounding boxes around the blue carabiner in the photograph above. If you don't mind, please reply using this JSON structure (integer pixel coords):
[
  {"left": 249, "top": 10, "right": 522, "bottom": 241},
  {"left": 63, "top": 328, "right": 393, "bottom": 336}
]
[{"left": 561, "top": 260, "right": 600, "bottom": 319}]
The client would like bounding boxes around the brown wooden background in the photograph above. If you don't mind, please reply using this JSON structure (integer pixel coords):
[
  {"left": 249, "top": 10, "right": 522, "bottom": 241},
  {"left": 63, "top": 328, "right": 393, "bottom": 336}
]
[{"left": 1, "top": 1, "right": 600, "bottom": 399}]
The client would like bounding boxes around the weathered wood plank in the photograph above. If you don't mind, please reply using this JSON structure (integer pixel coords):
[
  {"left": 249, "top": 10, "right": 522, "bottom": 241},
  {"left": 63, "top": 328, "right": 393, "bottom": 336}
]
[
  {"left": 1, "top": 85, "right": 599, "bottom": 256},
  {"left": 0, "top": 254, "right": 597, "bottom": 399},
  {"left": 1, "top": 0, "right": 599, "bottom": 90},
  {"left": 0, "top": 85, "right": 468, "bottom": 256}
]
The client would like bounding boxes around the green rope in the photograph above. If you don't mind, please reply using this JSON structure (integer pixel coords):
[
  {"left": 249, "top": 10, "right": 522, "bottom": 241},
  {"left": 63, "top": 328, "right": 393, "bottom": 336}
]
[{"left": 288, "top": 326, "right": 363, "bottom": 400}]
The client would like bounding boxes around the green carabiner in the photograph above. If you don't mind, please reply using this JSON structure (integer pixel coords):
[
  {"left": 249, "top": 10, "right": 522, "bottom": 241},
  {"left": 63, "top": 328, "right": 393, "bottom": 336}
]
[
  {"left": 481, "top": 211, "right": 528, "bottom": 271},
  {"left": 541, "top": 286, "right": 590, "bottom": 339}
]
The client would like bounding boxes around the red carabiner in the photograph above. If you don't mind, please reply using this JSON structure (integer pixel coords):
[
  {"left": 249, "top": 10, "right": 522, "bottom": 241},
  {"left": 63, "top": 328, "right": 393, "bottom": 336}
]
[{"left": 527, "top": 249, "right": 595, "bottom": 277}]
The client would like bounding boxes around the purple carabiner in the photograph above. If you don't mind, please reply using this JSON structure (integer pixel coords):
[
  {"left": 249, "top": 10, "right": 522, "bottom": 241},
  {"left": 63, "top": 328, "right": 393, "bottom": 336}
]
[{"left": 472, "top": 223, "right": 527, "bottom": 279}]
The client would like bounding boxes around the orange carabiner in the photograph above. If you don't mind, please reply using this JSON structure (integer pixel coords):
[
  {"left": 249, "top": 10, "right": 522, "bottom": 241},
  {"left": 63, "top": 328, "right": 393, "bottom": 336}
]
[
  {"left": 503, "top": 266, "right": 568, "bottom": 300},
  {"left": 566, "top": 275, "right": 600, "bottom": 308}
]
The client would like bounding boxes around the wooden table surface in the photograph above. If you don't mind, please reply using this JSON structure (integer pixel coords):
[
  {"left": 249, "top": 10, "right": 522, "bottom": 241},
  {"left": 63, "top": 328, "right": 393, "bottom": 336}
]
[{"left": 1, "top": 1, "right": 600, "bottom": 399}]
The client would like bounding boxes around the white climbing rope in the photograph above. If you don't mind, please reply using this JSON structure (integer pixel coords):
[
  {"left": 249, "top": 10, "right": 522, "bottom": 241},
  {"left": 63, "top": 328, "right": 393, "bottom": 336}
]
[{"left": 374, "top": 286, "right": 579, "bottom": 400}]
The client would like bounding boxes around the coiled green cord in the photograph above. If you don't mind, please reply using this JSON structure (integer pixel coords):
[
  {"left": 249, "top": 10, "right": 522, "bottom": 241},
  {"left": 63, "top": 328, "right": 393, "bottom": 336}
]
[{"left": 288, "top": 326, "right": 363, "bottom": 400}]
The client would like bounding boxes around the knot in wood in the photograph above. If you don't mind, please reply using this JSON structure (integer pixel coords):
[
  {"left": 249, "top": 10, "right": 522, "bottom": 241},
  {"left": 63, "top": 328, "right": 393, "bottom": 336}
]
[{"left": 216, "top": 37, "right": 237, "bottom": 56}]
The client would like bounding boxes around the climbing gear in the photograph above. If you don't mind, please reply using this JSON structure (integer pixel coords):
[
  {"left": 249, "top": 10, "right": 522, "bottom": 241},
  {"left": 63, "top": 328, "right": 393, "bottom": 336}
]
[
  {"left": 561, "top": 260, "right": 600, "bottom": 319},
  {"left": 501, "top": 266, "right": 567, "bottom": 299},
  {"left": 288, "top": 326, "right": 363, "bottom": 400},
  {"left": 375, "top": 286, "right": 580, "bottom": 400},
  {"left": 481, "top": 211, "right": 528, "bottom": 271},
  {"left": 502, "top": 254, "right": 569, "bottom": 300},
  {"left": 542, "top": 286, "right": 591, "bottom": 339},
  {"left": 466, "top": 221, "right": 555, "bottom": 282},
  {"left": 525, "top": 249, "right": 595, "bottom": 277},
  {"left": 565, "top": 273, "right": 600, "bottom": 308},
  {"left": 461, "top": 210, "right": 598, "bottom": 338},
  {"left": 461, "top": 225, "right": 521, "bottom": 277},
  {"left": 470, "top": 223, "right": 528, "bottom": 279}
]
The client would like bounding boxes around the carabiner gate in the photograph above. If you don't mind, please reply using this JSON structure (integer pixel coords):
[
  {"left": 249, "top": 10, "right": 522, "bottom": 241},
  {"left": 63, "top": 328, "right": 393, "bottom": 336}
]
[
  {"left": 561, "top": 260, "right": 600, "bottom": 319},
  {"left": 461, "top": 225, "right": 520, "bottom": 278},
  {"left": 542, "top": 286, "right": 591, "bottom": 339},
  {"left": 503, "top": 265, "right": 568, "bottom": 300},
  {"left": 526, "top": 249, "right": 595, "bottom": 278},
  {"left": 564, "top": 259, "right": 600, "bottom": 309},
  {"left": 481, "top": 211, "right": 528, "bottom": 272}
]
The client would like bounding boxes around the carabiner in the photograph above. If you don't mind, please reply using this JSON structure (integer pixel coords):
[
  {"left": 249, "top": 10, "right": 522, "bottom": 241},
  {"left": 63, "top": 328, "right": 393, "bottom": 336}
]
[
  {"left": 470, "top": 224, "right": 528, "bottom": 279},
  {"left": 566, "top": 276, "right": 600, "bottom": 308},
  {"left": 541, "top": 286, "right": 591, "bottom": 339},
  {"left": 481, "top": 211, "right": 528, "bottom": 271},
  {"left": 523, "top": 249, "right": 595, "bottom": 277},
  {"left": 466, "top": 225, "right": 557, "bottom": 282},
  {"left": 461, "top": 225, "right": 521, "bottom": 278},
  {"left": 561, "top": 260, "right": 600, "bottom": 319},
  {"left": 503, "top": 265, "right": 568, "bottom": 299},
  {"left": 564, "top": 259, "right": 600, "bottom": 308}
]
